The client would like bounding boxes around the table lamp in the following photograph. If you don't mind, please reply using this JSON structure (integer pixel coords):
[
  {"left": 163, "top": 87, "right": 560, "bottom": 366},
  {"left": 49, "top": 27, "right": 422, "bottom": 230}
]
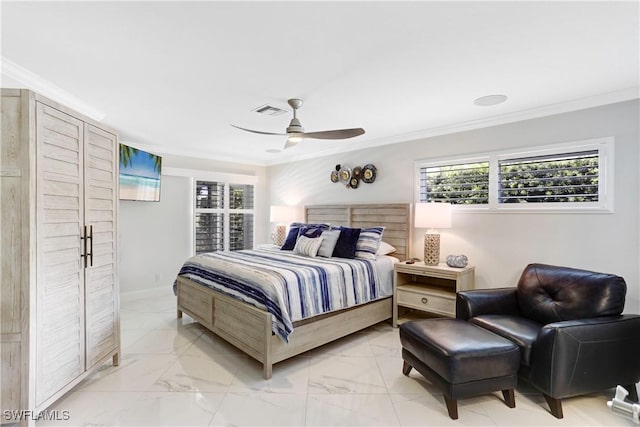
[
  {"left": 414, "top": 202, "right": 452, "bottom": 265},
  {"left": 270, "top": 205, "right": 293, "bottom": 246}
]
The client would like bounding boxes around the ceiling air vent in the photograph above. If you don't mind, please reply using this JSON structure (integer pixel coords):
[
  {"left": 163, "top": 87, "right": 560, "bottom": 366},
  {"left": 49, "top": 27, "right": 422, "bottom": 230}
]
[{"left": 253, "top": 104, "right": 288, "bottom": 116}]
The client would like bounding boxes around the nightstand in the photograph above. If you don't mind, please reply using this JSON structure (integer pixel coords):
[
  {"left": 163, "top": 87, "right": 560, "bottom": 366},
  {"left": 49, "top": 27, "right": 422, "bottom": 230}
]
[{"left": 393, "top": 261, "right": 475, "bottom": 326}]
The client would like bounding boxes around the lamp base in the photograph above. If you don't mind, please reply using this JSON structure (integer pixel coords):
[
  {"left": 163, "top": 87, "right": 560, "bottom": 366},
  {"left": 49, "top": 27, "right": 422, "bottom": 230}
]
[
  {"left": 424, "top": 232, "right": 440, "bottom": 265},
  {"left": 272, "top": 225, "right": 286, "bottom": 247}
]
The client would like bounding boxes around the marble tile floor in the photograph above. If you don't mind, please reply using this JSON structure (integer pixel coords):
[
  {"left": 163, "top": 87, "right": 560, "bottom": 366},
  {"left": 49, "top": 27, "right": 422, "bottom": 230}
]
[{"left": 38, "top": 289, "right": 638, "bottom": 427}]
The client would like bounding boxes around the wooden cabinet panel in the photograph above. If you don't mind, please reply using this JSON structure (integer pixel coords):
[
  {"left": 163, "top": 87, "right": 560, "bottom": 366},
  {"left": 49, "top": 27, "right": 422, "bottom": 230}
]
[
  {"left": 35, "top": 103, "right": 85, "bottom": 405},
  {"left": 84, "top": 124, "right": 118, "bottom": 368},
  {"left": 1, "top": 89, "right": 28, "bottom": 419}
]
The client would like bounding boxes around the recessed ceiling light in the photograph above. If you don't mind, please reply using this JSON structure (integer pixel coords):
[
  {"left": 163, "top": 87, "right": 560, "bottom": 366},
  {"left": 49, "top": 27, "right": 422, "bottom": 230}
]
[
  {"left": 474, "top": 94, "right": 508, "bottom": 106},
  {"left": 266, "top": 149, "right": 281, "bottom": 154}
]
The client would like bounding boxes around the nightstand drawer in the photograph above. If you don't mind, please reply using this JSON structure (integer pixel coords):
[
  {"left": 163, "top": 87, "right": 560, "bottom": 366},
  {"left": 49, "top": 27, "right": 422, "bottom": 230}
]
[{"left": 397, "top": 287, "right": 455, "bottom": 317}]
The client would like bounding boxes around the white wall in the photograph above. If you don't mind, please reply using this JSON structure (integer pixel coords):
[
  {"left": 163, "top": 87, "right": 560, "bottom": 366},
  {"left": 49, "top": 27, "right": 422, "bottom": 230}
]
[
  {"left": 266, "top": 100, "right": 640, "bottom": 313},
  {"left": 119, "top": 155, "right": 267, "bottom": 295},
  {"left": 119, "top": 175, "right": 192, "bottom": 296}
]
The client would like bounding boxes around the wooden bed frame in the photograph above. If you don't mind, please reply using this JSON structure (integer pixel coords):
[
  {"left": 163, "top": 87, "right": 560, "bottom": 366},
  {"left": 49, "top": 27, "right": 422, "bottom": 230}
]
[{"left": 176, "top": 203, "right": 412, "bottom": 379}]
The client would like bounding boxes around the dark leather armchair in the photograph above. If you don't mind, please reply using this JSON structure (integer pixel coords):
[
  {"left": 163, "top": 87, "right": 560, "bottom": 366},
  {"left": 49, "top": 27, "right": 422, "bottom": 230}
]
[{"left": 456, "top": 263, "right": 640, "bottom": 418}]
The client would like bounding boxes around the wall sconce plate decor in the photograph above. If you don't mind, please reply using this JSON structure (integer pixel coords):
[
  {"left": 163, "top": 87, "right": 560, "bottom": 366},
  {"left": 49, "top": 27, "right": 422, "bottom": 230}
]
[
  {"left": 339, "top": 167, "right": 352, "bottom": 182},
  {"left": 362, "top": 164, "right": 377, "bottom": 183},
  {"left": 331, "top": 164, "right": 376, "bottom": 189}
]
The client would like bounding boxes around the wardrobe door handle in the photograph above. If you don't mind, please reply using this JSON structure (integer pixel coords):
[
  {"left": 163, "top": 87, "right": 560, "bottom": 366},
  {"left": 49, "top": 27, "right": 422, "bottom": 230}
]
[
  {"left": 80, "top": 225, "right": 88, "bottom": 268},
  {"left": 88, "top": 225, "right": 93, "bottom": 267}
]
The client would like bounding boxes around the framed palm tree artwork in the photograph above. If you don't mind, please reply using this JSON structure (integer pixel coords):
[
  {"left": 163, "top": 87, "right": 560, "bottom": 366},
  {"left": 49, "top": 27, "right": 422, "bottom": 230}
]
[{"left": 119, "top": 143, "right": 162, "bottom": 202}]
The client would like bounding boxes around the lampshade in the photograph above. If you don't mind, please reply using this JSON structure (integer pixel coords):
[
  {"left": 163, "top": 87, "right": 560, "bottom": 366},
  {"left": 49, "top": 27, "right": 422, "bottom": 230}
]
[
  {"left": 414, "top": 202, "right": 452, "bottom": 229},
  {"left": 270, "top": 205, "right": 294, "bottom": 223},
  {"left": 414, "top": 202, "right": 452, "bottom": 266}
]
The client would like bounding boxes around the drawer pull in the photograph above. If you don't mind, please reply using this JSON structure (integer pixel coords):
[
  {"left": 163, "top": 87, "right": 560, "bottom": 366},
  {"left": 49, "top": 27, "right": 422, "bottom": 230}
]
[{"left": 421, "top": 297, "right": 429, "bottom": 304}]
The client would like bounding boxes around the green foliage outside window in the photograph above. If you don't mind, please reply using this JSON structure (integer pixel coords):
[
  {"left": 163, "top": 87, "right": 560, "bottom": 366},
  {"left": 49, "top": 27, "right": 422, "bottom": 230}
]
[
  {"left": 499, "top": 154, "right": 598, "bottom": 203},
  {"left": 421, "top": 162, "right": 489, "bottom": 204},
  {"left": 421, "top": 151, "right": 599, "bottom": 205}
]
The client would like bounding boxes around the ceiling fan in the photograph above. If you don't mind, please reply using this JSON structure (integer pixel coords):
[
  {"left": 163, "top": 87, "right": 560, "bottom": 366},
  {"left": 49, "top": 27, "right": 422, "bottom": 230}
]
[{"left": 231, "top": 98, "right": 365, "bottom": 149}]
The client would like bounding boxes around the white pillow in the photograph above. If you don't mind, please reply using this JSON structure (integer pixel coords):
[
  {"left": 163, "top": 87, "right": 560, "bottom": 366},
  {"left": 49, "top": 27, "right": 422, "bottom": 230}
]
[
  {"left": 317, "top": 229, "right": 341, "bottom": 257},
  {"left": 294, "top": 235, "right": 324, "bottom": 257},
  {"left": 376, "top": 241, "right": 397, "bottom": 256}
]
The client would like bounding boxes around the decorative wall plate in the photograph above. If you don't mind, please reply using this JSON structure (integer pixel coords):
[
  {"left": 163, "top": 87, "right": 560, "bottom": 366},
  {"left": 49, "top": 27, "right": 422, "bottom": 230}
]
[
  {"left": 330, "top": 170, "right": 339, "bottom": 183},
  {"left": 349, "top": 177, "right": 360, "bottom": 189},
  {"left": 339, "top": 167, "right": 351, "bottom": 182},
  {"left": 362, "top": 164, "right": 377, "bottom": 183},
  {"left": 352, "top": 166, "right": 362, "bottom": 178}
]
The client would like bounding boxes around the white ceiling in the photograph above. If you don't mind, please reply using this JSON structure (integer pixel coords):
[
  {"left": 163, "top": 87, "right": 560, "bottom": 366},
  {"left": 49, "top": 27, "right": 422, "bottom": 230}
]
[{"left": 2, "top": 1, "right": 638, "bottom": 166}]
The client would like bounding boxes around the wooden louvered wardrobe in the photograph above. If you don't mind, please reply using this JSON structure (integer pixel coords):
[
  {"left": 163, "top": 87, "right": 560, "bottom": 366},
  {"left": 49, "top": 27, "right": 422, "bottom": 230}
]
[{"left": 1, "top": 89, "right": 120, "bottom": 424}]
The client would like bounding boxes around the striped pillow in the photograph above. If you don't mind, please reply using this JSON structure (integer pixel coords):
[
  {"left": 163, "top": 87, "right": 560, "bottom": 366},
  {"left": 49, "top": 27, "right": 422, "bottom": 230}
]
[
  {"left": 294, "top": 235, "right": 324, "bottom": 257},
  {"left": 355, "top": 226, "right": 385, "bottom": 259}
]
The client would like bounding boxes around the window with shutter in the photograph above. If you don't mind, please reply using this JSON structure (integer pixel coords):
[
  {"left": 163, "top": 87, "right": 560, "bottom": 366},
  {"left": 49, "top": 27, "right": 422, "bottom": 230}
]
[
  {"left": 499, "top": 151, "right": 599, "bottom": 204},
  {"left": 194, "top": 181, "right": 254, "bottom": 253},
  {"left": 415, "top": 138, "right": 612, "bottom": 212},
  {"left": 418, "top": 161, "right": 490, "bottom": 205}
]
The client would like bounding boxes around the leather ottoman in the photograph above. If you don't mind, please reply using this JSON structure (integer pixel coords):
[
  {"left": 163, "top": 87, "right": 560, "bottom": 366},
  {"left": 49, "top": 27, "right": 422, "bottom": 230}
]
[{"left": 399, "top": 318, "right": 520, "bottom": 419}]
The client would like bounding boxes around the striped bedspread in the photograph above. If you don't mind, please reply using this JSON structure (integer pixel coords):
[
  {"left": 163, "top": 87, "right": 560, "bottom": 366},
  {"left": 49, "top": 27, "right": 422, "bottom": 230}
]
[{"left": 176, "top": 247, "right": 395, "bottom": 342}]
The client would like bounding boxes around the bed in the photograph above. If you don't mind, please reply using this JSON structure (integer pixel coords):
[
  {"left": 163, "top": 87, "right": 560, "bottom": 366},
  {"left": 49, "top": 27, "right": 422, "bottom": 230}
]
[{"left": 175, "top": 203, "right": 412, "bottom": 378}]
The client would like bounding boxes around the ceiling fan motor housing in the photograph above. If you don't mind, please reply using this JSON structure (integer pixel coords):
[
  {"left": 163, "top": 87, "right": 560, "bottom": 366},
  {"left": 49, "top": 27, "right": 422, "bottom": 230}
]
[
  {"left": 286, "top": 99, "right": 304, "bottom": 133},
  {"left": 286, "top": 117, "right": 304, "bottom": 133}
]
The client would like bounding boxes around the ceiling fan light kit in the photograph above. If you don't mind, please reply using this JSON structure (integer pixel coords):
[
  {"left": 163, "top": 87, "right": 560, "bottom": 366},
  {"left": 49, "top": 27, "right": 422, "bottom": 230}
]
[{"left": 231, "top": 98, "right": 365, "bottom": 150}]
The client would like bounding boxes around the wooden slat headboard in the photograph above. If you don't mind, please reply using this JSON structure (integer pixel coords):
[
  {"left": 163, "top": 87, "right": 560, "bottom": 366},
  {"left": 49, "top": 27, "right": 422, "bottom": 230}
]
[{"left": 305, "top": 203, "right": 412, "bottom": 261}]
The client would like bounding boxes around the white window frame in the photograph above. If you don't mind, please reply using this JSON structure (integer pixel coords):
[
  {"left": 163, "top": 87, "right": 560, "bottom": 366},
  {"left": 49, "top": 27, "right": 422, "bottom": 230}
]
[
  {"left": 414, "top": 137, "right": 614, "bottom": 213},
  {"left": 163, "top": 167, "right": 257, "bottom": 255}
]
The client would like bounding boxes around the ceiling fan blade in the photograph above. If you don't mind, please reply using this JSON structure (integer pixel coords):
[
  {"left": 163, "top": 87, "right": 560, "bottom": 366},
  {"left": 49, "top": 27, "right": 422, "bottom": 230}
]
[
  {"left": 300, "top": 128, "right": 365, "bottom": 140},
  {"left": 231, "top": 124, "right": 286, "bottom": 136}
]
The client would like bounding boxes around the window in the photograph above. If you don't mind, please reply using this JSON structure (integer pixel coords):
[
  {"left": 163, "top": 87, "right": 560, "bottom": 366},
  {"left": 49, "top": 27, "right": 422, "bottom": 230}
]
[
  {"left": 498, "top": 150, "right": 599, "bottom": 204},
  {"left": 195, "top": 180, "right": 254, "bottom": 254},
  {"left": 228, "top": 184, "right": 254, "bottom": 251},
  {"left": 415, "top": 138, "right": 613, "bottom": 212},
  {"left": 418, "top": 161, "right": 489, "bottom": 204}
]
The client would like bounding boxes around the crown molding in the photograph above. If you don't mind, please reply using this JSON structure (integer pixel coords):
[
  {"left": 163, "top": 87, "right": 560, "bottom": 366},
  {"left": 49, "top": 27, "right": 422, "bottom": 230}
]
[
  {"left": 120, "top": 140, "right": 267, "bottom": 168},
  {"left": 1, "top": 57, "right": 106, "bottom": 122}
]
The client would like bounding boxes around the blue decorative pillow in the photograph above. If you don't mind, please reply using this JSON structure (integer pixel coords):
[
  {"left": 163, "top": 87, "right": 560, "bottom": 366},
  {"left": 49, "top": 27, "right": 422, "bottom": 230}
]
[
  {"left": 281, "top": 222, "right": 329, "bottom": 250},
  {"left": 317, "top": 229, "right": 341, "bottom": 257},
  {"left": 332, "top": 227, "right": 362, "bottom": 259},
  {"left": 355, "top": 226, "right": 385, "bottom": 260},
  {"left": 281, "top": 224, "right": 303, "bottom": 250},
  {"left": 298, "top": 226, "right": 325, "bottom": 239}
]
